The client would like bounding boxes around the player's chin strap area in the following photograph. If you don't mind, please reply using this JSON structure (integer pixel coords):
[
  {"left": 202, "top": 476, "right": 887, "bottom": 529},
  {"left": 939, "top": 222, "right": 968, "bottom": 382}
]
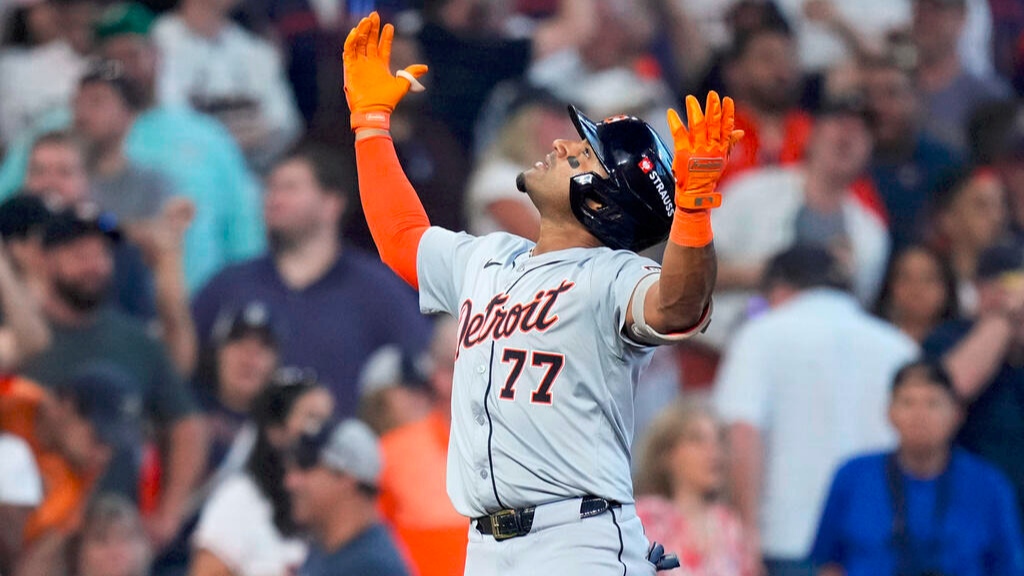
[{"left": 629, "top": 273, "right": 713, "bottom": 346}]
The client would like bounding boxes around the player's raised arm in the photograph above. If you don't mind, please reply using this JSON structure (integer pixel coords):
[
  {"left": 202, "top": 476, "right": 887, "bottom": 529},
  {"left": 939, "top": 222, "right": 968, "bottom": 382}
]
[
  {"left": 630, "top": 92, "right": 743, "bottom": 335},
  {"left": 343, "top": 12, "right": 431, "bottom": 289}
]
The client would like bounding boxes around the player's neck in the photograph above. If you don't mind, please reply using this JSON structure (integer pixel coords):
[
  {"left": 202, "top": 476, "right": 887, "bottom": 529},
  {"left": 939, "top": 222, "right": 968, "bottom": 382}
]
[{"left": 532, "top": 220, "right": 602, "bottom": 256}]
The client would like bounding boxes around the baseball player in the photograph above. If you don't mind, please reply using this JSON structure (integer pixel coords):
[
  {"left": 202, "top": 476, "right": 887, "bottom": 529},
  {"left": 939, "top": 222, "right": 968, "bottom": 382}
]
[{"left": 343, "top": 12, "right": 742, "bottom": 575}]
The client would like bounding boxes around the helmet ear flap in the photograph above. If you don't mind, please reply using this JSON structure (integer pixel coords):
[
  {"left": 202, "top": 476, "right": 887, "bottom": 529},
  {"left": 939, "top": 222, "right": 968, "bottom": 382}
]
[{"left": 570, "top": 172, "right": 631, "bottom": 250}]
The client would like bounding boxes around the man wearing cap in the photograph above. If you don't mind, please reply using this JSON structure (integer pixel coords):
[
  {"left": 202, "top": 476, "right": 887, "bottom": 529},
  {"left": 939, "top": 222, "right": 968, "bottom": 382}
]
[
  {"left": 0, "top": 365, "right": 142, "bottom": 575},
  {"left": 356, "top": 344, "right": 432, "bottom": 435},
  {"left": 286, "top": 419, "right": 411, "bottom": 576},
  {"left": 198, "top": 301, "right": 280, "bottom": 473},
  {"left": 924, "top": 243, "right": 1024, "bottom": 527},
  {"left": 0, "top": 2, "right": 265, "bottom": 292},
  {"left": 811, "top": 359, "right": 1024, "bottom": 576},
  {"left": 19, "top": 207, "right": 206, "bottom": 550},
  {"left": 705, "top": 93, "right": 889, "bottom": 353},
  {"left": 714, "top": 246, "right": 918, "bottom": 576}
]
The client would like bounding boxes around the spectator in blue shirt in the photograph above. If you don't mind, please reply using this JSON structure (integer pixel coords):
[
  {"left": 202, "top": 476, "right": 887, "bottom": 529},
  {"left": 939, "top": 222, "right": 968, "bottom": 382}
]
[
  {"left": 811, "top": 359, "right": 1024, "bottom": 576},
  {"left": 862, "top": 55, "right": 962, "bottom": 251},
  {"left": 924, "top": 243, "right": 1024, "bottom": 527},
  {"left": 286, "top": 419, "right": 410, "bottom": 576},
  {"left": 191, "top": 147, "right": 430, "bottom": 417}
]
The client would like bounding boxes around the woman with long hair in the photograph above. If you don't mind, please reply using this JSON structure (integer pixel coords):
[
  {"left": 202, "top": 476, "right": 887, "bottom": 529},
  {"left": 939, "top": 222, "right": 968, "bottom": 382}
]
[
  {"left": 929, "top": 168, "right": 1009, "bottom": 315},
  {"left": 635, "top": 401, "right": 749, "bottom": 576},
  {"left": 188, "top": 369, "right": 333, "bottom": 576},
  {"left": 873, "top": 245, "right": 960, "bottom": 343}
]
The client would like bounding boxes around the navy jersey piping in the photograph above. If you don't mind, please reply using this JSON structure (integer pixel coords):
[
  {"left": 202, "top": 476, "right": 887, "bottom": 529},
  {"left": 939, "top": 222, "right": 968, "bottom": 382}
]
[{"left": 482, "top": 259, "right": 565, "bottom": 512}]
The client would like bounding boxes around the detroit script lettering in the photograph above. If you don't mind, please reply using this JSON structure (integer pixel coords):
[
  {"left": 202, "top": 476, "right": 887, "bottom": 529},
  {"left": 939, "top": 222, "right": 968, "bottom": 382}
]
[{"left": 458, "top": 280, "right": 575, "bottom": 355}]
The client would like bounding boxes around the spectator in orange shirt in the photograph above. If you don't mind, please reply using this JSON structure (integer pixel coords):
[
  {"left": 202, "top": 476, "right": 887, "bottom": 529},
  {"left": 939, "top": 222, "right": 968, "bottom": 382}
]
[
  {"left": 378, "top": 318, "right": 467, "bottom": 576},
  {"left": 0, "top": 365, "right": 141, "bottom": 576},
  {"left": 722, "top": 21, "right": 813, "bottom": 183}
]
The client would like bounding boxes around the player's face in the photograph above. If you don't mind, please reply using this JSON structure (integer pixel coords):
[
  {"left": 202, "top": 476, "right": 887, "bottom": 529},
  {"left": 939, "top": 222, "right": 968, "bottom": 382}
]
[
  {"left": 889, "top": 372, "right": 960, "bottom": 453},
  {"left": 25, "top": 142, "right": 90, "bottom": 207},
  {"left": 518, "top": 138, "right": 609, "bottom": 217},
  {"left": 668, "top": 414, "right": 724, "bottom": 497}
]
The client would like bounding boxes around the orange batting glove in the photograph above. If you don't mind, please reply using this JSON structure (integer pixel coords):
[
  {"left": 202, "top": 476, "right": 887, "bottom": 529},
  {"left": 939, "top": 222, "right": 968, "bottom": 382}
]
[
  {"left": 667, "top": 91, "right": 743, "bottom": 210},
  {"left": 666, "top": 91, "right": 743, "bottom": 247},
  {"left": 342, "top": 12, "right": 428, "bottom": 132}
]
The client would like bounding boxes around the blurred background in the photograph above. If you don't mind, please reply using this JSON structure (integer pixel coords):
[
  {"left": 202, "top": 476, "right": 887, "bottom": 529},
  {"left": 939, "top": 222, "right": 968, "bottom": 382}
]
[{"left": 0, "top": 0, "right": 1022, "bottom": 575}]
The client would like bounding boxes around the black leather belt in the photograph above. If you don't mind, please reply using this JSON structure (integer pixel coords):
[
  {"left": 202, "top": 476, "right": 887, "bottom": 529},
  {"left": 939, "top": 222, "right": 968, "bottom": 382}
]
[{"left": 474, "top": 496, "right": 621, "bottom": 541}]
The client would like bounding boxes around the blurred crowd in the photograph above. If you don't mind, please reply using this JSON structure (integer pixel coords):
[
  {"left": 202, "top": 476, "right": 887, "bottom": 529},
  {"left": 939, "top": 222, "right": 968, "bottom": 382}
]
[{"left": 0, "top": 0, "right": 1021, "bottom": 575}]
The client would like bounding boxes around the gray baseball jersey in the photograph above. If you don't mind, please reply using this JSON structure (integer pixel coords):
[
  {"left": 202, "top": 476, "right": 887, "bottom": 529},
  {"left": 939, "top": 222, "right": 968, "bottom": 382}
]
[{"left": 417, "top": 227, "right": 672, "bottom": 518}]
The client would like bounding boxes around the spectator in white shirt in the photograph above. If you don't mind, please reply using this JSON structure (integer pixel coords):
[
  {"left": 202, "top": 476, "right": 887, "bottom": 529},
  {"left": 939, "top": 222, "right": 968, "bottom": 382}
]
[
  {"left": 0, "top": 431, "right": 42, "bottom": 575},
  {"left": 0, "top": 0, "right": 88, "bottom": 147},
  {"left": 713, "top": 246, "right": 918, "bottom": 576},
  {"left": 189, "top": 368, "right": 333, "bottom": 576},
  {"left": 705, "top": 94, "right": 889, "bottom": 351},
  {"left": 152, "top": 0, "right": 302, "bottom": 172},
  {"left": 0, "top": 0, "right": 90, "bottom": 147}
]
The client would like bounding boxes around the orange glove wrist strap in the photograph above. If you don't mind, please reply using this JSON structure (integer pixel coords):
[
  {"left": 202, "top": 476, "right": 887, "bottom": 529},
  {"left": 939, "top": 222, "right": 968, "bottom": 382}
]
[
  {"left": 675, "top": 190, "right": 722, "bottom": 210},
  {"left": 351, "top": 111, "right": 391, "bottom": 131},
  {"left": 669, "top": 209, "right": 713, "bottom": 247}
]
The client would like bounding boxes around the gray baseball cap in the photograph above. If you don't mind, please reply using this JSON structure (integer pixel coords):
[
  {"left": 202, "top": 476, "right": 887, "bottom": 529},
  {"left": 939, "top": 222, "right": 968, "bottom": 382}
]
[
  {"left": 293, "top": 419, "right": 382, "bottom": 487},
  {"left": 358, "top": 345, "right": 432, "bottom": 397}
]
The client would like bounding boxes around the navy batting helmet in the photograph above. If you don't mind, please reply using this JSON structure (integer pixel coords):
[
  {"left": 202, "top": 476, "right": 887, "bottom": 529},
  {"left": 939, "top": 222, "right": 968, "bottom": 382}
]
[{"left": 568, "top": 105, "right": 676, "bottom": 252}]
